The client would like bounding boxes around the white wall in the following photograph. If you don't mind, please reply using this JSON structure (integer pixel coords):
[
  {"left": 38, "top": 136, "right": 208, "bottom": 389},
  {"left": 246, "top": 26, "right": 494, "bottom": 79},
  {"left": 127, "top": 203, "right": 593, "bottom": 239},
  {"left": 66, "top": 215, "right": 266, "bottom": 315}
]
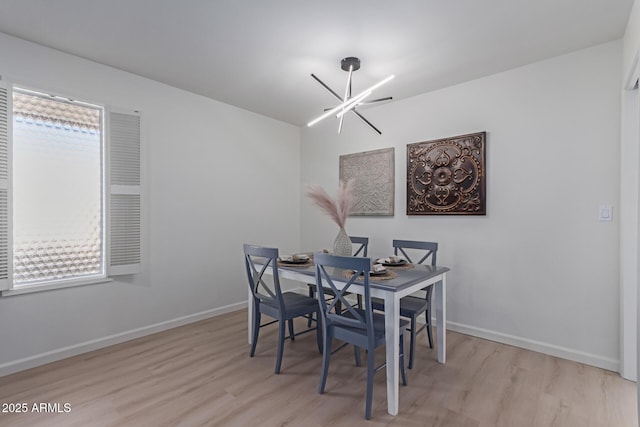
[
  {"left": 622, "top": 0, "right": 640, "bottom": 402},
  {"left": 0, "top": 32, "right": 301, "bottom": 374},
  {"left": 301, "top": 41, "right": 622, "bottom": 370},
  {"left": 621, "top": 0, "right": 640, "bottom": 383},
  {"left": 624, "top": 1, "right": 640, "bottom": 85},
  {"left": 0, "top": 32, "right": 625, "bottom": 376}
]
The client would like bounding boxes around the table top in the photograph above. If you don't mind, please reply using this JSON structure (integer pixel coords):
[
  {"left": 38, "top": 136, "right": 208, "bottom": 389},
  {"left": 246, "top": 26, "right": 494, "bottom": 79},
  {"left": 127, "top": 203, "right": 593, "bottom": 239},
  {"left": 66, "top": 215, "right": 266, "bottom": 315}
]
[{"left": 278, "top": 261, "right": 449, "bottom": 293}]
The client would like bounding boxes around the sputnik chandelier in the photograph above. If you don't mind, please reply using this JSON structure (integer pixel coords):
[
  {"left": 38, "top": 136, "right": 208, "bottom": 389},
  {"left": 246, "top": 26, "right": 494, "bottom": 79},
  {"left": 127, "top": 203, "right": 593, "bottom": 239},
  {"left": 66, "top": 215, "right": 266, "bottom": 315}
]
[{"left": 307, "top": 57, "right": 394, "bottom": 135}]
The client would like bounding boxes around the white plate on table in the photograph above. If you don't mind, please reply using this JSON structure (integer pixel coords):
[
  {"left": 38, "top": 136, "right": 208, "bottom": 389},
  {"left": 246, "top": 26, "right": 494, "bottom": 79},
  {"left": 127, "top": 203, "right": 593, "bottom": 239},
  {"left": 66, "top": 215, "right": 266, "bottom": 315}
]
[{"left": 377, "top": 258, "right": 407, "bottom": 267}]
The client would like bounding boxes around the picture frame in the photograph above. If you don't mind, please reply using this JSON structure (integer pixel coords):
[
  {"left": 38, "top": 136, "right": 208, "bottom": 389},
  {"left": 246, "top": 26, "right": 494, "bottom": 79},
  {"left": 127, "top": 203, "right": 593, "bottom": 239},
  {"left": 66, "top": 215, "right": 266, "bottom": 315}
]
[
  {"left": 339, "top": 147, "right": 394, "bottom": 216},
  {"left": 407, "top": 132, "right": 486, "bottom": 215}
]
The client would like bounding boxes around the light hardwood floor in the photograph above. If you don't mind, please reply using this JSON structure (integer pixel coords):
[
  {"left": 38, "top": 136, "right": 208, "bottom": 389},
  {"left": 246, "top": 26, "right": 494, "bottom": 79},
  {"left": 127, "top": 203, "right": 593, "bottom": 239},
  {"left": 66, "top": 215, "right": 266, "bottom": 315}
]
[{"left": 0, "top": 309, "right": 636, "bottom": 426}]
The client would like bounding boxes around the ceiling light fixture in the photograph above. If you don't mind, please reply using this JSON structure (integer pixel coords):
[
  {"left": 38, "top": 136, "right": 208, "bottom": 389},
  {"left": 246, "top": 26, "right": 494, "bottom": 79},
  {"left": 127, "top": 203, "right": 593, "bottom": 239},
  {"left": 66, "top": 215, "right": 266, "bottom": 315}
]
[{"left": 307, "top": 57, "right": 394, "bottom": 135}]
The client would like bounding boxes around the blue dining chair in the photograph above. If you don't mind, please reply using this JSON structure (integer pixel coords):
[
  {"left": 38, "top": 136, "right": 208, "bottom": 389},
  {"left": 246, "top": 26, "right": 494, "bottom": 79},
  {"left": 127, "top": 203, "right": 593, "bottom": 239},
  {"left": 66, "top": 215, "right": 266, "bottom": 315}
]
[
  {"left": 314, "top": 252, "right": 408, "bottom": 420},
  {"left": 372, "top": 240, "right": 438, "bottom": 369},
  {"left": 243, "top": 244, "right": 322, "bottom": 374},
  {"left": 307, "top": 236, "right": 368, "bottom": 324},
  {"left": 350, "top": 236, "right": 369, "bottom": 257}
]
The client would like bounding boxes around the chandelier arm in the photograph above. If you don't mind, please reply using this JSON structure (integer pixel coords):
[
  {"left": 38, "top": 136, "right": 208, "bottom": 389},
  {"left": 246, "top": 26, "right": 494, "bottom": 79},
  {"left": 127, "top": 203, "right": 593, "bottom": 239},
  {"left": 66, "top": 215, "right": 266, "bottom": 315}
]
[
  {"left": 335, "top": 91, "right": 372, "bottom": 119},
  {"left": 338, "top": 66, "right": 354, "bottom": 134},
  {"left": 308, "top": 90, "right": 370, "bottom": 127},
  {"left": 311, "top": 74, "right": 343, "bottom": 102},
  {"left": 334, "top": 90, "right": 371, "bottom": 119},
  {"left": 309, "top": 59, "right": 393, "bottom": 134},
  {"left": 342, "top": 67, "right": 353, "bottom": 102},
  {"left": 358, "top": 96, "right": 393, "bottom": 105},
  {"left": 352, "top": 110, "right": 382, "bottom": 135},
  {"left": 324, "top": 95, "right": 392, "bottom": 111}
]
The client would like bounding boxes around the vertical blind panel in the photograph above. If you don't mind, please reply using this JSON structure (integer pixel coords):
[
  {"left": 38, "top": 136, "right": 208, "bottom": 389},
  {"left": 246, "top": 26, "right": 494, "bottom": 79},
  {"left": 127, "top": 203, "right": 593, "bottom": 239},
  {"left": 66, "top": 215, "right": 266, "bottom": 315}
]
[
  {"left": 0, "top": 86, "right": 8, "bottom": 180},
  {"left": 110, "top": 112, "right": 140, "bottom": 186},
  {"left": 110, "top": 194, "right": 141, "bottom": 265},
  {"left": 109, "top": 110, "right": 141, "bottom": 274},
  {"left": 0, "top": 85, "right": 9, "bottom": 288},
  {"left": 0, "top": 189, "right": 8, "bottom": 281}
]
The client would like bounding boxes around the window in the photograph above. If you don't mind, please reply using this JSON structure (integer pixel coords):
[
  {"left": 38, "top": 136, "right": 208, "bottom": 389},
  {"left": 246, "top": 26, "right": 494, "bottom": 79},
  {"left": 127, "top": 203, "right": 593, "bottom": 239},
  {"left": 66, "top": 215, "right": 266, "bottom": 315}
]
[
  {"left": 13, "top": 89, "right": 104, "bottom": 285},
  {"left": 0, "top": 81, "right": 141, "bottom": 295}
]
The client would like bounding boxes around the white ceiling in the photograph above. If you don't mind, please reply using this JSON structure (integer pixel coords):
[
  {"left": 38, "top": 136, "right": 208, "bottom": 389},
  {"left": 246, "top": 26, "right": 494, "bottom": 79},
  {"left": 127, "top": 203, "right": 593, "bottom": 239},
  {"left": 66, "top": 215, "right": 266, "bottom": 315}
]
[{"left": 0, "top": 0, "right": 633, "bottom": 127}]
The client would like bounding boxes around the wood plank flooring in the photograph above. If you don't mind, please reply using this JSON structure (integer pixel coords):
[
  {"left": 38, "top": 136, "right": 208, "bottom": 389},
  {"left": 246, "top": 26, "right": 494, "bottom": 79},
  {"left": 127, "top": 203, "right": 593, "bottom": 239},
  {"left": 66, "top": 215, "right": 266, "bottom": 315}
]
[{"left": 0, "top": 309, "right": 636, "bottom": 426}]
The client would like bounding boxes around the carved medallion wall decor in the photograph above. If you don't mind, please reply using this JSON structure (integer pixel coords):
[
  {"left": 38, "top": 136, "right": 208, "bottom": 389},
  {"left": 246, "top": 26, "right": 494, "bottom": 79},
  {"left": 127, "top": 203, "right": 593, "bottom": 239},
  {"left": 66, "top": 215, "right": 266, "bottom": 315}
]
[
  {"left": 407, "top": 132, "right": 486, "bottom": 215},
  {"left": 339, "top": 147, "right": 394, "bottom": 216}
]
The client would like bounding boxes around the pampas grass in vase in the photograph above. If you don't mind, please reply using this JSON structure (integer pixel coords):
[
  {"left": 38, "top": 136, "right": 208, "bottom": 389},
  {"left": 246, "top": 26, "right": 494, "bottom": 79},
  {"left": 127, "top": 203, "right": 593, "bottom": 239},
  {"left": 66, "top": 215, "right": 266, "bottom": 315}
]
[{"left": 306, "top": 180, "right": 355, "bottom": 256}]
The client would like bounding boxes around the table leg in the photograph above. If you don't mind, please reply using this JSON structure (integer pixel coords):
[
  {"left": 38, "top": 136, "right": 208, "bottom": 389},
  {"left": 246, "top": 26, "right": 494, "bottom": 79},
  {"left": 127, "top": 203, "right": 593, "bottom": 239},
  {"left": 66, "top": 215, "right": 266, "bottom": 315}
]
[
  {"left": 434, "top": 275, "right": 446, "bottom": 363},
  {"left": 384, "top": 292, "right": 400, "bottom": 416}
]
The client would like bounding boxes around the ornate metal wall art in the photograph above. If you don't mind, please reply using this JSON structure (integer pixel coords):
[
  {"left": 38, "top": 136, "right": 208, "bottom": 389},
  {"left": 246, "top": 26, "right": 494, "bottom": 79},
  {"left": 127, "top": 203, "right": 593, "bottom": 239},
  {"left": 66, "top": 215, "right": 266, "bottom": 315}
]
[
  {"left": 340, "top": 147, "right": 394, "bottom": 216},
  {"left": 407, "top": 132, "right": 486, "bottom": 215}
]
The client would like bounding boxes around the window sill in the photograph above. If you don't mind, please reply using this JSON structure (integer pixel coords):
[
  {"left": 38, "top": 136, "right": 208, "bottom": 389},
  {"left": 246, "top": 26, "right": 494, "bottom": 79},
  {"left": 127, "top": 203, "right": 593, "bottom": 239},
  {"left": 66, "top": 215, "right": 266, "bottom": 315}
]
[{"left": 0, "top": 276, "right": 113, "bottom": 297}]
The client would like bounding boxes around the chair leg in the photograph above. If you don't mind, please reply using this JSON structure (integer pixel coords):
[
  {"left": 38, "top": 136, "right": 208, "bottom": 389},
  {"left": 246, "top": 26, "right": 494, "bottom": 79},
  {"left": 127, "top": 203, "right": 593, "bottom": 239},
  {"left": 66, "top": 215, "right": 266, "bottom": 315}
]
[
  {"left": 409, "top": 316, "right": 417, "bottom": 369},
  {"left": 425, "top": 286, "right": 434, "bottom": 349},
  {"left": 400, "top": 334, "right": 408, "bottom": 386},
  {"left": 354, "top": 345, "right": 361, "bottom": 367},
  {"left": 365, "top": 345, "right": 375, "bottom": 420},
  {"left": 307, "top": 285, "right": 315, "bottom": 327},
  {"left": 425, "top": 308, "right": 433, "bottom": 349},
  {"left": 288, "top": 319, "right": 295, "bottom": 341},
  {"left": 275, "top": 320, "right": 286, "bottom": 374},
  {"left": 250, "top": 311, "right": 261, "bottom": 357},
  {"left": 318, "top": 329, "right": 332, "bottom": 394},
  {"left": 315, "top": 310, "right": 323, "bottom": 353}
]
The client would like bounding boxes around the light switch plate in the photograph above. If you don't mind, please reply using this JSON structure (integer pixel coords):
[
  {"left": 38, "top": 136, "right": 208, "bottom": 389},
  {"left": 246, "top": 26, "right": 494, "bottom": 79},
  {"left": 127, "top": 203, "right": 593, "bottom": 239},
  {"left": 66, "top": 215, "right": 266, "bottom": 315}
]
[{"left": 599, "top": 205, "right": 612, "bottom": 221}]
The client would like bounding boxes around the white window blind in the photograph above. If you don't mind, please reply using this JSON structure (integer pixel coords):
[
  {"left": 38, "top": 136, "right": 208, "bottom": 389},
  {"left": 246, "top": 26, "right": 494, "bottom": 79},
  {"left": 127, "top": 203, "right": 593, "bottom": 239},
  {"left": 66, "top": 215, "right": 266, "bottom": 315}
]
[
  {"left": 0, "top": 82, "right": 11, "bottom": 291},
  {"left": 108, "top": 111, "right": 141, "bottom": 275}
]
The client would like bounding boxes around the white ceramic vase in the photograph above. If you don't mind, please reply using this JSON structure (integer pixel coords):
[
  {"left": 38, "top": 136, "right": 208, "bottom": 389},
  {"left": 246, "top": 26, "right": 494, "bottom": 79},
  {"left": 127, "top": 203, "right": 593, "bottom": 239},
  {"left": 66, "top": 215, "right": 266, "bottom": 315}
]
[{"left": 332, "top": 227, "right": 352, "bottom": 256}]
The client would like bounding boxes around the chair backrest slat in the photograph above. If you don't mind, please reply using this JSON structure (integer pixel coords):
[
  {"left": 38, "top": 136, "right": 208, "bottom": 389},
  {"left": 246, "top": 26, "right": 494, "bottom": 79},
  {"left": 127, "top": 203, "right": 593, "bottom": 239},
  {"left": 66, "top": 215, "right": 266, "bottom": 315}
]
[
  {"left": 247, "top": 260, "right": 277, "bottom": 299},
  {"left": 350, "top": 236, "right": 369, "bottom": 257},
  {"left": 243, "top": 244, "right": 285, "bottom": 310},
  {"left": 393, "top": 239, "right": 438, "bottom": 266},
  {"left": 314, "top": 253, "right": 374, "bottom": 336}
]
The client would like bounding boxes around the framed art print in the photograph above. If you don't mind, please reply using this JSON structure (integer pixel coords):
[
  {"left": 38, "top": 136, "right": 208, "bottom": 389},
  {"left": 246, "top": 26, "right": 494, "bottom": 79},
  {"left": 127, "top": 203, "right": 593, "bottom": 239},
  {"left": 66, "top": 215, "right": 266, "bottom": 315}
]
[
  {"left": 407, "top": 132, "right": 486, "bottom": 215},
  {"left": 340, "top": 147, "right": 394, "bottom": 216}
]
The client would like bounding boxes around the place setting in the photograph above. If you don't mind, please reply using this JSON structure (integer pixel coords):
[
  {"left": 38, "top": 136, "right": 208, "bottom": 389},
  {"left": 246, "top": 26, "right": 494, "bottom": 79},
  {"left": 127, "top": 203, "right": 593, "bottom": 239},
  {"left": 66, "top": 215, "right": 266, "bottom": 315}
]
[
  {"left": 374, "top": 255, "right": 415, "bottom": 270},
  {"left": 342, "top": 262, "right": 397, "bottom": 281},
  {"left": 277, "top": 253, "right": 313, "bottom": 267}
]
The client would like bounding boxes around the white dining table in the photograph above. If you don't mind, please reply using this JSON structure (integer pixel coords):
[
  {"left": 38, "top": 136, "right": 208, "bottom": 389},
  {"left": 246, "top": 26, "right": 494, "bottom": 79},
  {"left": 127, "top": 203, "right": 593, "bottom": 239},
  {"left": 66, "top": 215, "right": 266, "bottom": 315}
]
[{"left": 247, "top": 259, "right": 449, "bottom": 416}]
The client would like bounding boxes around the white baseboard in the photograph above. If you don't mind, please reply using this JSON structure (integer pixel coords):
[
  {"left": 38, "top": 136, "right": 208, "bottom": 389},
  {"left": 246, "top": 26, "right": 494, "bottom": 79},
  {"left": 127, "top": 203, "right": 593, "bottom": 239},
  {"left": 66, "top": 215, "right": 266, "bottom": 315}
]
[
  {"left": 0, "top": 301, "right": 247, "bottom": 378},
  {"left": 445, "top": 320, "right": 620, "bottom": 372},
  {"left": 295, "top": 284, "right": 620, "bottom": 372}
]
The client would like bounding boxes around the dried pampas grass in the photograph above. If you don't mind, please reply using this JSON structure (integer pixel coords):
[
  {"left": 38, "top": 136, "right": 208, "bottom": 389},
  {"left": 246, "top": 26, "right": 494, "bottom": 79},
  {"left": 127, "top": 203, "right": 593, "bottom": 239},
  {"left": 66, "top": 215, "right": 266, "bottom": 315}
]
[{"left": 306, "top": 180, "right": 354, "bottom": 229}]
